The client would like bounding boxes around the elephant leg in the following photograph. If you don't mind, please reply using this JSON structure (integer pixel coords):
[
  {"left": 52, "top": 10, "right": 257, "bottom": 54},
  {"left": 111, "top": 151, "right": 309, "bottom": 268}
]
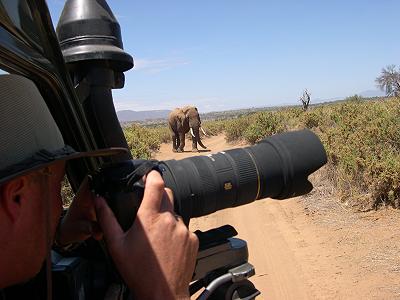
[
  {"left": 172, "top": 134, "right": 178, "bottom": 152},
  {"left": 191, "top": 136, "right": 198, "bottom": 152},
  {"left": 178, "top": 132, "right": 185, "bottom": 152}
]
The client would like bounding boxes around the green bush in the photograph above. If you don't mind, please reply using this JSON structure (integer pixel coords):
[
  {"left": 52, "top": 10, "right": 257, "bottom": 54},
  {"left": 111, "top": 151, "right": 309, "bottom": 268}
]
[
  {"left": 224, "top": 116, "right": 253, "bottom": 142},
  {"left": 243, "top": 111, "right": 285, "bottom": 143},
  {"left": 148, "top": 125, "right": 171, "bottom": 143},
  {"left": 203, "top": 119, "right": 226, "bottom": 136},
  {"left": 319, "top": 100, "right": 400, "bottom": 208},
  {"left": 345, "top": 94, "right": 363, "bottom": 102},
  {"left": 123, "top": 124, "right": 162, "bottom": 159},
  {"left": 61, "top": 177, "right": 74, "bottom": 208},
  {"left": 301, "top": 110, "right": 322, "bottom": 129}
]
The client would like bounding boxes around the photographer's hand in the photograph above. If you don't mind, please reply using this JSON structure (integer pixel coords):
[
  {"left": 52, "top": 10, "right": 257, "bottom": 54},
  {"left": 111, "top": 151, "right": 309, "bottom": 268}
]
[
  {"left": 95, "top": 171, "right": 199, "bottom": 300},
  {"left": 56, "top": 177, "right": 102, "bottom": 246}
]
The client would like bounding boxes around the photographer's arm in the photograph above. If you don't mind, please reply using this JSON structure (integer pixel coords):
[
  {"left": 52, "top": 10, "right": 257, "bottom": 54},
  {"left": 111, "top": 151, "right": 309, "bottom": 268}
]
[{"left": 95, "top": 171, "right": 199, "bottom": 300}]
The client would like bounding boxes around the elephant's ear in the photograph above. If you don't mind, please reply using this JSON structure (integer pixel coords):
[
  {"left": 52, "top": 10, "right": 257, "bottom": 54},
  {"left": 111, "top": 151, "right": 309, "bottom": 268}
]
[
  {"left": 180, "top": 106, "right": 188, "bottom": 115},
  {"left": 178, "top": 111, "right": 187, "bottom": 125},
  {"left": 182, "top": 109, "right": 190, "bottom": 120},
  {"left": 183, "top": 106, "right": 196, "bottom": 118}
]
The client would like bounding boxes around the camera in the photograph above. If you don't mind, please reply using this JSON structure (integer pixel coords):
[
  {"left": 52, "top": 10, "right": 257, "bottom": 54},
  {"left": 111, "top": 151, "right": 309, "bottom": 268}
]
[
  {"left": 91, "top": 129, "right": 327, "bottom": 230},
  {"left": 88, "top": 129, "right": 327, "bottom": 299}
]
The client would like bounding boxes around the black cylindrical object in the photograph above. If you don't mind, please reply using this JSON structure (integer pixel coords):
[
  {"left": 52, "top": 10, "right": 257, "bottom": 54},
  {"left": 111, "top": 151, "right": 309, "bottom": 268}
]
[
  {"left": 161, "top": 129, "right": 326, "bottom": 218},
  {"left": 56, "top": 0, "right": 133, "bottom": 163},
  {"left": 56, "top": 0, "right": 133, "bottom": 72},
  {"left": 92, "top": 130, "right": 327, "bottom": 228}
]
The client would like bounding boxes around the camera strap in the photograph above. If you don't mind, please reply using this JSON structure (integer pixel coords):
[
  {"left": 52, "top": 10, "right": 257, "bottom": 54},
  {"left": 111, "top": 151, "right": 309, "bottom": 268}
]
[{"left": 125, "top": 160, "right": 161, "bottom": 189}]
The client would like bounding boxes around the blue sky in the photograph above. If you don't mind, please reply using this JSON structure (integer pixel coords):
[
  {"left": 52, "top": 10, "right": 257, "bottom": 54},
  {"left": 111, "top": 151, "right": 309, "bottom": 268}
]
[{"left": 47, "top": 1, "right": 400, "bottom": 112}]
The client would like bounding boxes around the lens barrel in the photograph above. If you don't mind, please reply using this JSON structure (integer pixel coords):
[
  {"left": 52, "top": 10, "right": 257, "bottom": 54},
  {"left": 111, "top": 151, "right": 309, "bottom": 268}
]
[{"left": 160, "top": 129, "right": 327, "bottom": 219}]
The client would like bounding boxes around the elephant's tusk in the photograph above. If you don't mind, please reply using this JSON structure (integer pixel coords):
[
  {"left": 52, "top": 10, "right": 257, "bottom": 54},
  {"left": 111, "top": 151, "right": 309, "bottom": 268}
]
[
  {"left": 190, "top": 128, "right": 195, "bottom": 138},
  {"left": 200, "top": 127, "right": 209, "bottom": 137}
]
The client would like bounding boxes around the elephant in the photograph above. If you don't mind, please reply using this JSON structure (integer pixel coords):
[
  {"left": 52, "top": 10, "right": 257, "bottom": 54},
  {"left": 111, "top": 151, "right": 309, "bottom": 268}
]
[{"left": 168, "top": 105, "right": 208, "bottom": 152}]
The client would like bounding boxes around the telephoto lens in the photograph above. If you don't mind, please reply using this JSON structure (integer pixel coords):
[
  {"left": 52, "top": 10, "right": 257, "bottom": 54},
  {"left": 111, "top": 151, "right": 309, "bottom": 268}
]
[
  {"left": 92, "top": 129, "right": 327, "bottom": 229},
  {"left": 160, "top": 129, "right": 327, "bottom": 219}
]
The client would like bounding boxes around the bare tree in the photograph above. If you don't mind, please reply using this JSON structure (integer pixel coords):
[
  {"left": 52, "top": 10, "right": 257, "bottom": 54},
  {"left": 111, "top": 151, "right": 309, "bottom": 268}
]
[
  {"left": 375, "top": 65, "right": 400, "bottom": 97},
  {"left": 300, "top": 89, "right": 311, "bottom": 111}
]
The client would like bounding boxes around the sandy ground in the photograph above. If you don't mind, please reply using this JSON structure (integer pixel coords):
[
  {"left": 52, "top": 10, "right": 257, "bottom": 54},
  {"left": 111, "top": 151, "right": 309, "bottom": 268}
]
[{"left": 154, "top": 135, "right": 400, "bottom": 300}]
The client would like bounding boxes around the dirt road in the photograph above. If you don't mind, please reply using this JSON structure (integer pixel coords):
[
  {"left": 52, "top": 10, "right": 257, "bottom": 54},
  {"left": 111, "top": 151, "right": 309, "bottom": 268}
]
[{"left": 155, "top": 135, "right": 400, "bottom": 300}]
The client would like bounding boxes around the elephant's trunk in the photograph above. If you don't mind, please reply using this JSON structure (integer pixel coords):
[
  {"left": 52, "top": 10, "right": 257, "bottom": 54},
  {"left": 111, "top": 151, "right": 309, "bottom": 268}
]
[
  {"left": 197, "top": 137, "right": 207, "bottom": 149},
  {"left": 191, "top": 127, "right": 207, "bottom": 149}
]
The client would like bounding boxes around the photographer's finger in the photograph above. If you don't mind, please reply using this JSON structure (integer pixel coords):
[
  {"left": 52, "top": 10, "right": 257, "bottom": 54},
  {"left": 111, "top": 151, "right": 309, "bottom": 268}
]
[
  {"left": 58, "top": 220, "right": 93, "bottom": 245},
  {"left": 91, "top": 222, "right": 103, "bottom": 241},
  {"left": 160, "top": 188, "right": 174, "bottom": 212},
  {"left": 140, "top": 171, "right": 165, "bottom": 213},
  {"left": 94, "top": 196, "right": 123, "bottom": 244}
]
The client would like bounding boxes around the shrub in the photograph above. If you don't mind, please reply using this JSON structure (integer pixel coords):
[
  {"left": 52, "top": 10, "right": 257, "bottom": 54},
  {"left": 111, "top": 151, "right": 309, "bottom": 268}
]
[
  {"left": 301, "top": 110, "right": 322, "bottom": 129},
  {"left": 224, "top": 116, "right": 253, "bottom": 142},
  {"left": 61, "top": 177, "right": 74, "bottom": 208},
  {"left": 345, "top": 94, "right": 363, "bottom": 102},
  {"left": 148, "top": 125, "right": 171, "bottom": 143},
  {"left": 318, "top": 99, "right": 400, "bottom": 209},
  {"left": 203, "top": 120, "right": 226, "bottom": 136},
  {"left": 243, "top": 111, "right": 285, "bottom": 143},
  {"left": 123, "top": 124, "right": 162, "bottom": 159}
]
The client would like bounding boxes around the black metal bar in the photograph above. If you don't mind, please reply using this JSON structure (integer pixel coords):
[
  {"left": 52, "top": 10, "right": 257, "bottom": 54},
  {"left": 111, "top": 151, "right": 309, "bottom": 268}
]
[{"left": 57, "top": 0, "right": 134, "bottom": 163}]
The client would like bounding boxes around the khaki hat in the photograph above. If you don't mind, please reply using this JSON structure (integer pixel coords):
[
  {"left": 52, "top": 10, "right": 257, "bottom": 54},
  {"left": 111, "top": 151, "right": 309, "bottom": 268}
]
[{"left": 0, "top": 74, "right": 128, "bottom": 184}]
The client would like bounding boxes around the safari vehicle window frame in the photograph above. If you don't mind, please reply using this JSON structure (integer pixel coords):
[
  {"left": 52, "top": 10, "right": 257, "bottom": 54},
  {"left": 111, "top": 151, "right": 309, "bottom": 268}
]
[{"left": 0, "top": 0, "right": 107, "bottom": 188}]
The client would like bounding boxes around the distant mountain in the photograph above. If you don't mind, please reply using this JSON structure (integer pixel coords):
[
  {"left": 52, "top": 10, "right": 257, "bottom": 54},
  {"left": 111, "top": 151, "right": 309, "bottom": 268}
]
[
  {"left": 117, "top": 109, "right": 171, "bottom": 122},
  {"left": 314, "top": 89, "right": 385, "bottom": 104},
  {"left": 358, "top": 89, "right": 385, "bottom": 98}
]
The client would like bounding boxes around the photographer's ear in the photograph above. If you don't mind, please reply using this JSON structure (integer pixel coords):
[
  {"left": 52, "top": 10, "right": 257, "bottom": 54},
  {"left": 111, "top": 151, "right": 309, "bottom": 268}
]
[{"left": 0, "top": 177, "right": 28, "bottom": 223}]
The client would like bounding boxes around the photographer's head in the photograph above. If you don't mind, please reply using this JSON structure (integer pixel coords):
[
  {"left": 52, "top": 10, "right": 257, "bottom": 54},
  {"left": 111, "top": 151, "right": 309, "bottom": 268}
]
[
  {"left": 0, "top": 74, "right": 124, "bottom": 288},
  {"left": 0, "top": 75, "right": 199, "bottom": 299},
  {"left": 0, "top": 161, "right": 65, "bottom": 287}
]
